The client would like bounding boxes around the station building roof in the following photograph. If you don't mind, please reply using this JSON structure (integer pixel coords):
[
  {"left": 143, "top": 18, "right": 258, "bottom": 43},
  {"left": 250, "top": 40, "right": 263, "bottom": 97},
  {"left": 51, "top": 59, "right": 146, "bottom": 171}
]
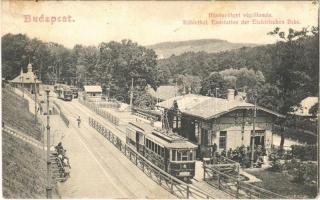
[
  {"left": 291, "top": 96, "right": 318, "bottom": 117},
  {"left": 157, "top": 94, "right": 285, "bottom": 120}
]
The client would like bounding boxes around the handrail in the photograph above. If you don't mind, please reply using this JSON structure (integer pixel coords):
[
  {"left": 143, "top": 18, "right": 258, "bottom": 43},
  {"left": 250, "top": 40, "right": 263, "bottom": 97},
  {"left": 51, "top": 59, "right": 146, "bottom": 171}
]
[
  {"left": 3, "top": 125, "right": 44, "bottom": 149},
  {"left": 88, "top": 117, "right": 215, "bottom": 199},
  {"left": 204, "top": 165, "right": 287, "bottom": 199},
  {"left": 54, "top": 100, "right": 69, "bottom": 127}
]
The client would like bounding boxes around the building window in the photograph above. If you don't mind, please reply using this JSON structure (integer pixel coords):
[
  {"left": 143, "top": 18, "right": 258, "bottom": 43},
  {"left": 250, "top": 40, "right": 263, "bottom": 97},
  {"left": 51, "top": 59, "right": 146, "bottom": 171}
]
[
  {"left": 177, "top": 151, "right": 182, "bottom": 161},
  {"left": 177, "top": 115, "right": 181, "bottom": 128},
  {"left": 195, "top": 121, "right": 200, "bottom": 143},
  {"left": 219, "top": 131, "right": 227, "bottom": 150},
  {"left": 172, "top": 116, "right": 177, "bottom": 128},
  {"left": 172, "top": 150, "right": 176, "bottom": 161}
]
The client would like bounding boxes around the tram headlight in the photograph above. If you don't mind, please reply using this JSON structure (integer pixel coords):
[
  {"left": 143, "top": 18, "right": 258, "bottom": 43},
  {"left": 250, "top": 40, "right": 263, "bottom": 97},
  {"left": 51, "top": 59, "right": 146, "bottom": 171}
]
[{"left": 183, "top": 164, "right": 187, "bottom": 169}]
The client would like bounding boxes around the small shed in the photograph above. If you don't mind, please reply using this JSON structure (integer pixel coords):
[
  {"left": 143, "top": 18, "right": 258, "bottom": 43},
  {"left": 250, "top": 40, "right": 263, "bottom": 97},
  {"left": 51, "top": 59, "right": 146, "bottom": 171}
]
[{"left": 83, "top": 85, "right": 102, "bottom": 101}]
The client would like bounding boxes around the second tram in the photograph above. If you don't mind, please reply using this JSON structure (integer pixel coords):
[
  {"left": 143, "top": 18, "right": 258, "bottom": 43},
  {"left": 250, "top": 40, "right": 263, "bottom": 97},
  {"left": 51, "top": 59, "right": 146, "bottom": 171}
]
[{"left": 58, "top": 86, "right": 73, "bottom": 101}]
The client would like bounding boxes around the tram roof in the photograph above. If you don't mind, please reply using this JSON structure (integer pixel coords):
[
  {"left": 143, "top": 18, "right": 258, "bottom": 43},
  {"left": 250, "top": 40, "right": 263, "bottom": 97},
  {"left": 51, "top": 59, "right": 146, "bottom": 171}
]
[{"left": 128, "top": 121, "right": 197, "bottom": 149}]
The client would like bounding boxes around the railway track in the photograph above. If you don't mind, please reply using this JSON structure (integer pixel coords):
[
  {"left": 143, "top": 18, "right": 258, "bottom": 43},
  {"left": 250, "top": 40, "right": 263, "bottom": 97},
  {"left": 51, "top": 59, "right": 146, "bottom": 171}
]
[{"left": 58, "top": 99, "right": 216, "bottom": 199}]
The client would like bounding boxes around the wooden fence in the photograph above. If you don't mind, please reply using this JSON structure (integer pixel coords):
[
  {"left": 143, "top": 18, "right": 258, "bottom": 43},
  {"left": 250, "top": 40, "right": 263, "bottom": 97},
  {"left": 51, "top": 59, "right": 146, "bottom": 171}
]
[
  {"left": 79, "top": 99, "right": 120, "bottom": 126},
  {"left": 204, "top": 162, "right": 287, "bottom": 199}
]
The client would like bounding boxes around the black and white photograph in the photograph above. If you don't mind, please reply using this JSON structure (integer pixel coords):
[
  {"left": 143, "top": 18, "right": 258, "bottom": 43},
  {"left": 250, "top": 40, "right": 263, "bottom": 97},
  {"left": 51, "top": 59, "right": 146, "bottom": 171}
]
[{"left": 1, "top": 0, "right": 319, "bottom": 199}]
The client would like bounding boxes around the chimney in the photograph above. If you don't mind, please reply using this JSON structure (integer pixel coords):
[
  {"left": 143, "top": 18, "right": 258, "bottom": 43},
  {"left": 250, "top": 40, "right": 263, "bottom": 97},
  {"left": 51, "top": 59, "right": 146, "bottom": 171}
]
[
  {"left": 227, "top": 89, "right": 235, "bottom": 101},
  {"left": 235, "top": 91, "right": 247, "bottom": 102}
]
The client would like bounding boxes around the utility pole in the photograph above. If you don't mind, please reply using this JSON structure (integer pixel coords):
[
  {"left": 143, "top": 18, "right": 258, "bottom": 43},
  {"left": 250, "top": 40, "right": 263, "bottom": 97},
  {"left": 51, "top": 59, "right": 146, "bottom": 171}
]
[
  {"left": 34, "top": 77, "right": 38, "bottom": 124},
  {"left": 215, "top": 88, "right": 219, "bottom": 98},
  {"left": 175, "top": 81, "right": 178, "bottom": 97},
  {"left": 250, "top": 95, "right": 257, "bottom": 168},
  {"left": 130, "top": 78, "right": 133, "bottom": 112},
  {"left": 20, "top": 67, "right": 25, "bottom": 97},
  {"left": 318, "top": 2, "right": 320, "bottom": 194},
  {"left": 45, "top": 88, "right": 52, "bottom": 198}
]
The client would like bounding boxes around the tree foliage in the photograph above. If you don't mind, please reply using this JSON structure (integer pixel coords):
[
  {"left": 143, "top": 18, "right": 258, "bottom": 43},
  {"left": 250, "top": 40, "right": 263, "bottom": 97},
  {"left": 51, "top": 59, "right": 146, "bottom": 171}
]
[{"left": 2, "top": 35, "right": 159, "bottom": 103}]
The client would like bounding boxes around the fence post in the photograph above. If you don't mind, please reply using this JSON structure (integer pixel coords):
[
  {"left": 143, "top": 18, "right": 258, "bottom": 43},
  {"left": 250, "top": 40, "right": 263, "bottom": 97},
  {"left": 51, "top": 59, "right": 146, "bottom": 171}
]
[
  {"left": 186, "top": 185, "right": 190, "bottom": 199},
  {"left": 218, "top": 173, "right": 221, "bottom": 190},
  {"left": 142, "top": 161, "right": 144, "bottom": 172},
  {"left": 170, "top": 178, "right": 174, "bottom": 194},
  {"left": 236, "top": 178, "right": 240, "bottom": 198},
  {"left": 135, "top": 154, "right": 138, "bottom": 165},
  {"left": 203, "top": 165, "right": 206, "bottom": 180}
]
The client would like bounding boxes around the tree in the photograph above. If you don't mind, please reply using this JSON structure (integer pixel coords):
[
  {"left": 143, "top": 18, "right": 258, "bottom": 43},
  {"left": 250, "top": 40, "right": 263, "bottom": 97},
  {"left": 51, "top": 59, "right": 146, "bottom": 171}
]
[
  {"left": 267, "top": 27, "right": 319, "bottom": 150},
  {"left": 96, "top": 40, "right": 158, "bottom": 102},
  {"left": 176, "top": 74, "right": 201, "bottom": 94},
  {"left": 199, "top": 72, "right": 228, "bottom": 97},
  {"left": 219, "top": 68, "right": 265, "bottom": 91},
  {"left": 2, "top": 33, "right": 30, "bottom": 80}
]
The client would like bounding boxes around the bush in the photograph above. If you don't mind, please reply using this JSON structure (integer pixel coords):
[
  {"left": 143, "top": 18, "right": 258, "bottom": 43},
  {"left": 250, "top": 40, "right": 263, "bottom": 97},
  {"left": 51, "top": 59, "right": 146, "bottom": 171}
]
[
  {"left": 291, "top": 145, "right": 317, "bottom": 161},
  {"left": 269, "top": 146, "right": 292, "bottom": 160},
  {"left": 284, "top": 159, "right": 317, "bottom": 184},
  {"left": 222, "top": 145, "right": 266, "bottom": 168},
  {"left": 270, "top": 155, "right": 283, "bottom": 172}
]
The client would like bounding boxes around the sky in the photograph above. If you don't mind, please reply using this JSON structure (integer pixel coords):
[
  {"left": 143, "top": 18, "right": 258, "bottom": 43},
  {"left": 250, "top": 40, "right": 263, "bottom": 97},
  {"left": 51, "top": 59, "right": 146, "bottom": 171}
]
[{"left": 1, "top": 1, "right": 318, "bottom": 48}]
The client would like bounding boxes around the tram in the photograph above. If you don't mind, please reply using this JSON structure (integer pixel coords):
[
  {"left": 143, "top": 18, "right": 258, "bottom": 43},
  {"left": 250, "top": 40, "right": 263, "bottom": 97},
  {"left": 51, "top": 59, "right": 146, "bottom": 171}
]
[
  {"left": 70, "top": 86, "right": 79, "bottom": 98},
  {"left": 126, "top": 120, "right": 197, "bottom": 181},
  {"left": 58, "top": 86, "right": 73, "bottom": 101}
]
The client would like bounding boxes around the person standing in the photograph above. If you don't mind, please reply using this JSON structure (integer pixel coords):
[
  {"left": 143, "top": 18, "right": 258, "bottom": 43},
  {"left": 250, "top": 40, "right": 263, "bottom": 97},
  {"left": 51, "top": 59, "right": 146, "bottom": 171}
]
[{"left": 77, "top": 116, "right": 81, "bottom": 128}]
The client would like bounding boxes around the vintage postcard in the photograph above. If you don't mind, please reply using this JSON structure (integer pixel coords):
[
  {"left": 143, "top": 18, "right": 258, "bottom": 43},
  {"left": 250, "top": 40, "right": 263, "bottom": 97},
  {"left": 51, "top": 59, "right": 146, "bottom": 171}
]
[{"left": 1, "top": 0, "right": 319, "bottom": 199}]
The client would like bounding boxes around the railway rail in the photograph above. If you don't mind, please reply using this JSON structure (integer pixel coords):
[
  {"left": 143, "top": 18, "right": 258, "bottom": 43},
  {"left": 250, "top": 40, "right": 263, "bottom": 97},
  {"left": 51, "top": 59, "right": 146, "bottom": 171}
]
[{"left": 88, "top": 117, "right": 215, "bottom": 199}]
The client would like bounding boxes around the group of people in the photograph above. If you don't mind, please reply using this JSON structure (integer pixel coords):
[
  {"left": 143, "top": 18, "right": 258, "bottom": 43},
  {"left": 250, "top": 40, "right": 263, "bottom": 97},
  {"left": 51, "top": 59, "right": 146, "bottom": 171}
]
[{"left": 54, "top": 142, "right": 71, "bottom": 178}]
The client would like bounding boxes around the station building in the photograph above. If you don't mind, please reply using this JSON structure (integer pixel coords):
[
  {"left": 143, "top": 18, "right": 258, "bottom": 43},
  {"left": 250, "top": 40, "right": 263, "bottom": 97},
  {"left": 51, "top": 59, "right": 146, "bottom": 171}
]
[
  {"left": 9, "top": 63, "right": 42, "bottom": 93},
  {"left": 157, "top": 89, "right": 285, "bottom": 158}
]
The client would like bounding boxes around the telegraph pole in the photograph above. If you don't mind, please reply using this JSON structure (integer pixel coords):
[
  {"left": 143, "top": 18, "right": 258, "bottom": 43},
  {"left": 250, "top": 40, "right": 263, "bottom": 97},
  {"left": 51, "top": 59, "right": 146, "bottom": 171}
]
[
  {"left": 34, "top": 77, "right": 37, "bottom": 124},
  {"left": 250, "top": 95, "right": 257, "bottom": 168},
  {"left": 215, "top": 88, "right": 219, "bottom": 98},
  {"left": 21, "top": 67, "right": 25, "bottom": 98},
  {"left": 130, "top": 78, "right": 133, "bottom": 112},
  {"left": 45, "top": 88, "right": 52, "bottom": 198}
]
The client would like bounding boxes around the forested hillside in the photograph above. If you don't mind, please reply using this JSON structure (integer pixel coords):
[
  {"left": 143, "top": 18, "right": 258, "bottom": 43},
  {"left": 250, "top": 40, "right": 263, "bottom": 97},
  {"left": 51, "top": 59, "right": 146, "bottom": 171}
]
[{"left": 147, "top": 39, "right": 257, "bottom": 58}]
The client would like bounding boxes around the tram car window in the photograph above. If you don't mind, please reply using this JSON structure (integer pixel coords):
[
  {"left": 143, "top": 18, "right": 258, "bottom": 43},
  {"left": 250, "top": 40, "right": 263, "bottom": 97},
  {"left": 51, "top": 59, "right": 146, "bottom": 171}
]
[{"left": 126, "top": 120, "right": 197, "bottom": 182}]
